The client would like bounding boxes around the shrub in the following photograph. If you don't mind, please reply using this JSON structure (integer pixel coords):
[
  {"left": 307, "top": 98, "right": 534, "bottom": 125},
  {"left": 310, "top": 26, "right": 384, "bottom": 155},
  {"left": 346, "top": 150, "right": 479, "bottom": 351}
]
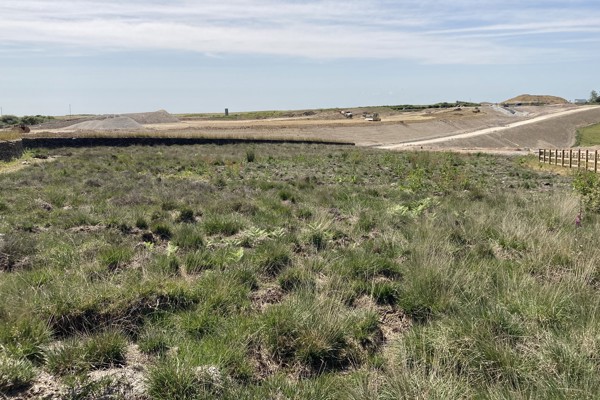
[
  {"left": 0, "top": 352, "right": 36, "bottom": 392},
  {"left": 261, "top": 293, "right": 378, "bottom": 372},
  {"left": 0, "top": 115, "right": 20, "bottom": 126},
  {"left": 173, "top": 225, "right": 205, "bottom": 250},
  {"left": 254, "top": 242, "right": 292, "bottom": 276},
  {"left": 135, "top": 217, "right": 149, "bottom": 230},
  {"left": 81, "top": 330, "right": 128, "bottom": 369},
  {"left": 278, "top": 267, "right": 316, "bottom": 292},
  {"left": 177, "top": 208, "right": 196, "bottom": 223},
  {"left": 0, "top": 318, "right": 51, "bottom": 363},
  {"left": 203, "top": 215, "right": 244, "bottom": 236},
  {"left": 573, "top": 170, "right": 600, "bottom": 212},
  {"left": 246, "top": 148, "right": 256, "bottom": 163},
  {"left": 99, "top": 246, "right": 134, "bottom": 271},
  {"left": 47, "top": 331, "right": 127, "bottom": 374},
  {"left": 147, "top": 358, "right": 204, "bottom": 400},
  {"left": 152, "top": 223, "right": 173, "bottom": 240}
]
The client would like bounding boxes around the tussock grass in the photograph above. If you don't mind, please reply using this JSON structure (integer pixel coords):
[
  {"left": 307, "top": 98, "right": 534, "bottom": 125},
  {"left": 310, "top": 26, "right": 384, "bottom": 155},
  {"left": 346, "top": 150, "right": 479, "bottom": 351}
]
[{"left": 0, "top": 144, "right": 598, "bottom": 397}]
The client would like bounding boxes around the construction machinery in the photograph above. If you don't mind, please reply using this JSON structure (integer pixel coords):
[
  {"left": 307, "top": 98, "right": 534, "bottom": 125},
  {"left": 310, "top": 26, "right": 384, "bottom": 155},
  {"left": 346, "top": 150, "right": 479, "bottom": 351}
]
[{"left": 364, "top": 112, "right": 381, "bottom": 122}]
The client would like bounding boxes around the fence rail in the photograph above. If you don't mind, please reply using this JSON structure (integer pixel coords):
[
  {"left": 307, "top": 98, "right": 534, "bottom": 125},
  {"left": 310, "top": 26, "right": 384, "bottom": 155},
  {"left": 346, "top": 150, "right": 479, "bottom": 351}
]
[{"left": 538, "top": 149, "right": 599, "bottom": 172}]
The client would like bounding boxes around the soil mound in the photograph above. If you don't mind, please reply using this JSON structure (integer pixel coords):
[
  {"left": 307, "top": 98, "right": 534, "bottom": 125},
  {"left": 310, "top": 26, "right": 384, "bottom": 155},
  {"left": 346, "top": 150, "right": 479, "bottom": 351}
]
[
  {"left": 60, "top": 116, "right": 144, "bottom": 131},
  {"left": 502, "top": 94, "right": 569, "bottom": 106},
  {"left": 123, "top": 110, "right": 179, "bottom": 124}
]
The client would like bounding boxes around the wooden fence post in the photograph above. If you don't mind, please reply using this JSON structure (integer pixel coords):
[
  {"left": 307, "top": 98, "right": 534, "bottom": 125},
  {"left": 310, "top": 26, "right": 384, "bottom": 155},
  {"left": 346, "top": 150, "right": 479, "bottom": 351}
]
[
  {"left": 578, "top": 149, "right": 581, "bottom": 169},
  {"left": 561, "top": 150, "right": 565, "bottom": 167},
  {"left": 569, "top": 149, "right": 573, "bottom": 169},
  {"left": 595, "top": 150, "right": 598, "bottom": 173},
  {"left": 586, "top": 150, "right": 590, "bottom": 171}
]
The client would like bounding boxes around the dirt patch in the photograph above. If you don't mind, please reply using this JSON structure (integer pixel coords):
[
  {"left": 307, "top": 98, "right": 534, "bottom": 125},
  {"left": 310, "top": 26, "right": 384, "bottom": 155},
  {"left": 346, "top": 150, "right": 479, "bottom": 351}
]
[
  {"left": 250, "top": 286, "right": 285, "bottom": 311},
  {"left": 7, "top": 345, "right": 149, "bottom": 400},
  {"left": 353, "top": 296, "right": 412, "bottom": 345}
]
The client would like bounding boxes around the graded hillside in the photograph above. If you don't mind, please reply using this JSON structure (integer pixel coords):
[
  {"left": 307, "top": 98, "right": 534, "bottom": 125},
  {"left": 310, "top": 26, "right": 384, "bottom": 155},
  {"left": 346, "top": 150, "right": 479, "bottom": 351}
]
[
  {"left": 381, "top": 105, "right": 600, "bottom": 151},
  {"left": 502, "top": 94, "right": 569, "bottom": 105}
]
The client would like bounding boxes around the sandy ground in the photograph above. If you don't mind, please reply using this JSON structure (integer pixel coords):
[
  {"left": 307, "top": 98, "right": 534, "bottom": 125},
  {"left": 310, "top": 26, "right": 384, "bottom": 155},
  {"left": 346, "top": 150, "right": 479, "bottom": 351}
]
[{"left": 29, "top": 105, "right": 600, "bottom": 152}]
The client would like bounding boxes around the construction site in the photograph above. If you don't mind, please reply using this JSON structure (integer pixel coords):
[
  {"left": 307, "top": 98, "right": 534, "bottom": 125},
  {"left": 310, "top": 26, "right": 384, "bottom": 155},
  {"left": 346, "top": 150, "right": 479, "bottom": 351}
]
[{"left": 4, "top": 95, "right": 597, "bottom": 154}]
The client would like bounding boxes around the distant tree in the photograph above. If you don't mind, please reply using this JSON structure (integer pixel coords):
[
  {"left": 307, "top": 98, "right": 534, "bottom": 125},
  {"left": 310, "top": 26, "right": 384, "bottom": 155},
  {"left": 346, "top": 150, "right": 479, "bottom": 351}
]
[{"left": 590, "top": 90, "right": 599, "bottom": 103}]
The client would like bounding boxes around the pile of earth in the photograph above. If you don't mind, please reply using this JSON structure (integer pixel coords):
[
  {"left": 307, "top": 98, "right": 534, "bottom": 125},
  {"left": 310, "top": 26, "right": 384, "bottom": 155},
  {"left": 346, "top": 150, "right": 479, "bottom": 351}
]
[
  {"left": 59, "top": 116, "right": 145, "bottom": 131},
  {"left": 123, "top": 110, "right": 180, "bottom": 124},
  {"left": 35, "top": 110, "right": 179, "bottom": 131},
  {"left": 502, "top": 94, "right": 569, "bottom": 105}
]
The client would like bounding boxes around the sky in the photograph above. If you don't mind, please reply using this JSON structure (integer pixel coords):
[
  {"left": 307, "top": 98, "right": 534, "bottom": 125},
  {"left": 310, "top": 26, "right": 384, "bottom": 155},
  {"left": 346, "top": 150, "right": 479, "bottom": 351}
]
[{"left": 1, "top": 0, "right": 599, "bottom": 116}]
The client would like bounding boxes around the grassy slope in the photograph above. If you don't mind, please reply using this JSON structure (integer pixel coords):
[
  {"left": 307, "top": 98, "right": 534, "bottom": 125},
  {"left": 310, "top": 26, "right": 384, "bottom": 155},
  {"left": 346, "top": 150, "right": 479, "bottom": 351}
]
[
  {"left": 575, "top": 123, "right": 600, "bottom": 147},
  {"left": 0, "top": 144, "right": 599, "bottom": 398}
]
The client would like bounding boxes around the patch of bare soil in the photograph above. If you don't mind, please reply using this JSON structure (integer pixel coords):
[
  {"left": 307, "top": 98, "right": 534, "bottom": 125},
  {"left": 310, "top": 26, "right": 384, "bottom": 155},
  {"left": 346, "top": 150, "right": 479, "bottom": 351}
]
[
  {"left": 6, "top": 345, "right": 149, "bottom": 400},
  {"left": 250, "top": 286, "right": 285, "bottom": 312},
  {"left": 353, "top": 296, "right": 412, "bottom": 345}
]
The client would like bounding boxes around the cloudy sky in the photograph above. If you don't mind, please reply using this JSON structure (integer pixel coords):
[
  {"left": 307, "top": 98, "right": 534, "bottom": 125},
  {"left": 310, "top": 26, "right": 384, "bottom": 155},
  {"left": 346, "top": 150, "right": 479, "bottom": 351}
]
[{"left": 1, "top": 0, "right": 599, "bottom": 115}]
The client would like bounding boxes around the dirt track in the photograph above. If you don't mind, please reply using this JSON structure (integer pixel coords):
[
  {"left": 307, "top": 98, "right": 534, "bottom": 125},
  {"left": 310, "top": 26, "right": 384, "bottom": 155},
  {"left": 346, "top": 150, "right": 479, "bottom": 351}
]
[{"left": 378, "top": 106, "right": 600, "bottom": 150}]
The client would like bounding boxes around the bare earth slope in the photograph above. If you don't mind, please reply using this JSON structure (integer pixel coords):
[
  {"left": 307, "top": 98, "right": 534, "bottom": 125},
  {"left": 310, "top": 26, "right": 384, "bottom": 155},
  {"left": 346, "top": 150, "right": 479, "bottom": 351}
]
[
  {"left": 502, "top": 94, "right": 569, "bottom": 105},
  {"left": 30, "top": 105, "right": 600, "bottom": 152},
  {"left": 379, "top": 106, "right": 600, "bottom": 150}
]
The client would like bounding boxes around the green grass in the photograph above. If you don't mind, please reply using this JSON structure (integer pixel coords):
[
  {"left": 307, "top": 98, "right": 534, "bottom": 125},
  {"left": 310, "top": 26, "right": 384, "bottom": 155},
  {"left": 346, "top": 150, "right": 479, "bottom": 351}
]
[
  {"left": 0, "top": 143, "right": 599, "bottom": 398},
  {"left": 575, "top": 123, "right": 600, "bottom": 146}
]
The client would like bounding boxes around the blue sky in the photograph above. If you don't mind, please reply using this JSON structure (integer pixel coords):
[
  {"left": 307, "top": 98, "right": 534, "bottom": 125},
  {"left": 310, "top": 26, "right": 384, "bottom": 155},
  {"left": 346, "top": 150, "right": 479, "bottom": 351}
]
[{"left": 1, "top": 0, "right": 599, "bottom": 116}]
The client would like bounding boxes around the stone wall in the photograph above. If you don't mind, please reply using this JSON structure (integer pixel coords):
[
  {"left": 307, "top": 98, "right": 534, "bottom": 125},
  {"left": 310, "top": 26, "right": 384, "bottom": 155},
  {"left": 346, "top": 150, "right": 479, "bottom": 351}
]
[{"left": 0, "top": 140, "right": 23, "bottom": 161}]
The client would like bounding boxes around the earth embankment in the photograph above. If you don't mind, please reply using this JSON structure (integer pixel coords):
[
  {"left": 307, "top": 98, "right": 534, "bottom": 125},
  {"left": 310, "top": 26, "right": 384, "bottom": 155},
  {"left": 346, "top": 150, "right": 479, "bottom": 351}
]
[{"left": 0, "top": 140, "right": 23, "bottom": 161}]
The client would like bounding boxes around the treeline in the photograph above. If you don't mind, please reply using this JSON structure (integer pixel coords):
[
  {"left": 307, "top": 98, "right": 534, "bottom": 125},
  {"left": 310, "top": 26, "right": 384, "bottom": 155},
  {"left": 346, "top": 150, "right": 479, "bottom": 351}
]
[
  {"left": 0, "top": 115, "right": 55, "bottom": 128},
  {"left": 389, "top": 101, "right": 481, "bottom": 111}
]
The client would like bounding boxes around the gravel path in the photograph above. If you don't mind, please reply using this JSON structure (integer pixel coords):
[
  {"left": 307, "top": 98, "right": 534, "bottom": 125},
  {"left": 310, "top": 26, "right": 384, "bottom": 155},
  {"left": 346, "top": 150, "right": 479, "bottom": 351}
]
[{"left": 377, "top": 106, "right": 600, "bottom": 150}]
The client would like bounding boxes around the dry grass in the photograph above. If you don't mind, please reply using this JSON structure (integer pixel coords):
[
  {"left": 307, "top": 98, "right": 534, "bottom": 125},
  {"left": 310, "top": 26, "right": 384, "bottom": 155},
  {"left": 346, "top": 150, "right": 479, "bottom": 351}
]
[{"left": 0, "top": 131, "right": 21, "bottom": 141}]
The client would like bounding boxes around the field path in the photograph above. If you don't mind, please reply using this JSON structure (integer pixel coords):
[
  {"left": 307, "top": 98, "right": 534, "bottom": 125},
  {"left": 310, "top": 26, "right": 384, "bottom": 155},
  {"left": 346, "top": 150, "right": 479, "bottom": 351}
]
[{"left": 377, "top": 106, "right": 600, "bottom": 150}]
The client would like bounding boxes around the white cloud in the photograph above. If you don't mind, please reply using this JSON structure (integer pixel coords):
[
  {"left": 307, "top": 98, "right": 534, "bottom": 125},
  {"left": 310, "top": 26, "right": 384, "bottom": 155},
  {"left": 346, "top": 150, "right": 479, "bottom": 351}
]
[{"left": 1, "top": 0, "right": 599, "bottom": 64}]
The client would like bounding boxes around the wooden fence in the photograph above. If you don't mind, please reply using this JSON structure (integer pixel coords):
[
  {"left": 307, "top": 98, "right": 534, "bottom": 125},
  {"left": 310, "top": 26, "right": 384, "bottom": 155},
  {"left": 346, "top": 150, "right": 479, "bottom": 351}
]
[{"left": 538, "top": 149, "right": 599, "bottom": 172}]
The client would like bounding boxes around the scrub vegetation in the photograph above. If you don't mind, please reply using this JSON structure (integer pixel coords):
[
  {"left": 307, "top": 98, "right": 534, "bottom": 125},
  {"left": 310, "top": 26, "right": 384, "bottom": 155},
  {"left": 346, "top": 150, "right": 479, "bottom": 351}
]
[{"left": 0, "top": 143, "right": 599, "bottom": 398}]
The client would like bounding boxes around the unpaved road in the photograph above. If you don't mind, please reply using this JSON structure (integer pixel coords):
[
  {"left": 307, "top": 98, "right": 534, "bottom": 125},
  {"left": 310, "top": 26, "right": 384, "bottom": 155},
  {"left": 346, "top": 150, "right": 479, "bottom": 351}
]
[{"left": 378, "top": 106, "right": 600, "bottom": 150}]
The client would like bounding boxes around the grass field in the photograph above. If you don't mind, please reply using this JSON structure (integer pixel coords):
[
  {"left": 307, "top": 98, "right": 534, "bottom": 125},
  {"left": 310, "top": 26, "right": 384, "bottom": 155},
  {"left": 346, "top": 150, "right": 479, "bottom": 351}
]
[
  {"left": 1, "top": 144, "right": 599, "bottom": 398},
  {"left": 575, "top": 123, "right": 600, "bottom": 147}
]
